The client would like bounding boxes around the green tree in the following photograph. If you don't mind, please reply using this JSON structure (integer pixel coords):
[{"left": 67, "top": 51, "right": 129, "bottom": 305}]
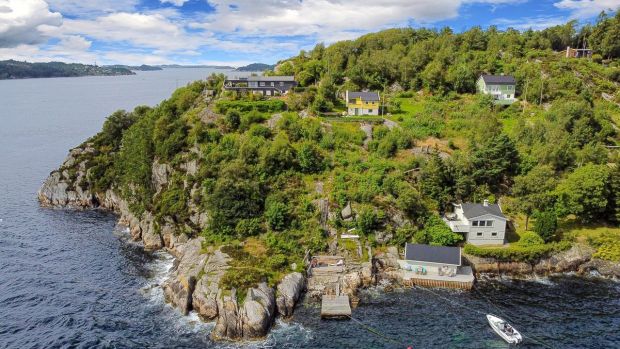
[
  {"left": 512, "top": 165, "right": 557, "bottom": 230},
  {"left": 555, "top": 164, "right": 612, "bottom": 222}
]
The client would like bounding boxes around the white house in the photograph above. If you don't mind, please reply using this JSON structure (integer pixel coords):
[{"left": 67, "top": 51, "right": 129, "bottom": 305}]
[
  {"left": 476, "top": 75, "right": 516, "bottom": 105},
  {"left": 443, "top": 200, "right": 507, "bottom": 245}
]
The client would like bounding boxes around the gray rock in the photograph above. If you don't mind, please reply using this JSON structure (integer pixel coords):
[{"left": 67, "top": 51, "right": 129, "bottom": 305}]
[
  {"left": 151, "top": 161, "right": 170, "bottom": 194},
  {"left": 140, "top": 212, "right": 163, "bottom": 250},
  {"left": 211, "top": 282, "right": 276, "bottom": 340},
  {"left": 341, "top": 202, "right": 353, "bottom": 220},
  {"left": 162, "top": 238, "right": 207, "bottom": 315},
  {"left": 276, "top": 272, "right": 305, "bottom": 317},
  {"left": 193, "top": 249, "right": 230, "bottom": 320}
]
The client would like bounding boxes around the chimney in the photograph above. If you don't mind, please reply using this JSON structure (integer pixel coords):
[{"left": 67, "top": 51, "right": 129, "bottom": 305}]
[{"left": 483, "top": 199, "right": 489, "bottom": 207}]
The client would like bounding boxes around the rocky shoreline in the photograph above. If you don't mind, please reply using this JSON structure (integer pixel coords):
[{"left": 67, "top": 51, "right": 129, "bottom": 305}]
[
  {"left": 37, "top": 147, "right": 306, "bottom": 341},
  {"left": 38, "top": 147, "right": 619, "bottom": 341}
]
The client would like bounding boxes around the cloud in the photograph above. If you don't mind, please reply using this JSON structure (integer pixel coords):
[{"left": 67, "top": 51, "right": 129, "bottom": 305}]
[
  {"left": 46, "top": 0, "right": 140, "bottom": 17},
  {"left": 492, "top": 16, "right": 569, "bottom": 30},
  {"left": 0, "top": 0, "right": 62, "bottom": 48},
  {"left": 160, "top": 0, "right": 190, "bottom": 6},
  {"left": 554, "top": 0, "right": 620, "bottom": 18},
  {"left": 61, "top": 12, "right": 196, "bottom": 52}
]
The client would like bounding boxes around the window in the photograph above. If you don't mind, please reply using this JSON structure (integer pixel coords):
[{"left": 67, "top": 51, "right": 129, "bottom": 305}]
[
  {"left": 259, "top": 82, "right": 265, "bottom": 86},
  {"left": 279, "top": 81, "right": 284, "bottom": 86},
  {"left": 472, "top": 221, "right": 479, "bottom": 227},
  {"left": 476, "top": 232, "right": 483, "bottom": 237},
  {"left": 491, "top": 232, "right": 498, "bottom": 237},
  {"left": 270, "top": 82, "right": 274, "bottom": 87},
  {"left": 486, "top": 220, "right": 493, "bottom": 227}
]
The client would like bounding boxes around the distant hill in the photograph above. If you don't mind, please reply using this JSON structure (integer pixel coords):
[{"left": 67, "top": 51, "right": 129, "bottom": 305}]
[
  {"left": 0, "top": 60, "right": 135, "bottom": 80},
  {"left": 235, "top": 63, "right": 275, "bottom": 72},
  {"left": 109, "top": 64, "right": 163, "bottom": 71},
  {"left": 158, "top": 64, "right": 235, "bottom": 69}
]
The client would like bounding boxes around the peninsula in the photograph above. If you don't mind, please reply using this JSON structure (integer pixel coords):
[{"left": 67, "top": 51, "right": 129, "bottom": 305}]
[
  {"left": 38, "top": 18, "right": 620, "bottom": 342},
  {"left": 0, "top": 60, "right": 135, "bottom": 79}
]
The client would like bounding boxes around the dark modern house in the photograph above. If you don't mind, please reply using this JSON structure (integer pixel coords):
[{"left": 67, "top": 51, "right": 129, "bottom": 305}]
[{"left": 223, "top": 76, "right": 297, "bottom": 96}]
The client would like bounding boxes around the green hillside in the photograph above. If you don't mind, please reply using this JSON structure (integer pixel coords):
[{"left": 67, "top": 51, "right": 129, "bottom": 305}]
[{"left": 60, "top": 16, "right": 620, "bottom": 288}]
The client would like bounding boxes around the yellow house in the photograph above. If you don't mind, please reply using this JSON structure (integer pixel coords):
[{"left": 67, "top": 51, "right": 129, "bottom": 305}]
[{"left": 346, "top": 91, "right": 380, "bottom": 116}]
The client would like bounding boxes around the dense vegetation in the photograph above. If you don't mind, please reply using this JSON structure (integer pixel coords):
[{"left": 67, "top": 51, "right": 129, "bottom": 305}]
[
  {"left": 235, "top": 63, "right": 276, "bottom": 72},
  {"left": 0, "top": 60, "right": 134, "bottom": 79},
  {"left": 66, "top": 15, "right": 620, "bottom": 287}
]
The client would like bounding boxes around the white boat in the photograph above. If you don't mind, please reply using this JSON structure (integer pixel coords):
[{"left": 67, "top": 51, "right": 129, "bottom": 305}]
[{"left": 487, "top": 314, "right": 523, "bottom": 344}]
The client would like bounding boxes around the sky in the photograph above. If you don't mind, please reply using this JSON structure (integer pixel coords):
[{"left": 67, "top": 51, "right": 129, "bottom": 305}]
[{"left": 0, "top": 0, "right": 619, "bottom": 67}]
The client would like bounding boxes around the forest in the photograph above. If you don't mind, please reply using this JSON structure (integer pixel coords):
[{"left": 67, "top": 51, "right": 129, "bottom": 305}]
[
  {"left": 61, "top": 13, "right": 620, "bottom": 288},
  {"left": 0, "top": 60, "right": 134, "bottom": 79}
]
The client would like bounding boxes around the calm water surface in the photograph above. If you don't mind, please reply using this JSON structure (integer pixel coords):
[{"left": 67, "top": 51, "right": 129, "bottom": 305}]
[{"left": 1, "top": 69, "right": 619, "bottom": 349}]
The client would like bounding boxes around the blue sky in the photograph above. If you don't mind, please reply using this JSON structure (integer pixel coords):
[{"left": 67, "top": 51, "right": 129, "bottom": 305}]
[{"left": 0, "top": 0, "right": 618, "bottom": 66}]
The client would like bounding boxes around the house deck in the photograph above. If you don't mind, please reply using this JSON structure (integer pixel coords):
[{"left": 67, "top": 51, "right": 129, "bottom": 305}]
[{"left": 398, "top": 261, "right": 475, "bottom": 290}]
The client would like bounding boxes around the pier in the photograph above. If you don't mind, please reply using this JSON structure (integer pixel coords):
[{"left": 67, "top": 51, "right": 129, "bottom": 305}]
[{"left": 321, "top": 295, "right": 352, "bottom": 319}]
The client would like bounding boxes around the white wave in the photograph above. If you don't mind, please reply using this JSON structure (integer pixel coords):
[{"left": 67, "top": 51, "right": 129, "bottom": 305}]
[{"left": 140, "top": 250, "right": 174, "bottom": 304}]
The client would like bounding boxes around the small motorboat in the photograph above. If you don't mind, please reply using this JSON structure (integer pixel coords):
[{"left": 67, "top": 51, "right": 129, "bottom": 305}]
[{"left": 487, "top": 314, "right": 523, "bottom": 344}]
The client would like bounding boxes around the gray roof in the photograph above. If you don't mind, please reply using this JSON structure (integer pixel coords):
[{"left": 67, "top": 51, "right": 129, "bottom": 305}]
[
  {"left": 247, "top": 75, "right": 295, "bottom": 82},
  {"left": 460, "top": 203, "right": 506, "bottom": 220},
  {"left": 480, "top": 75, "right": 516, "bottom": 85},
  {"left": 348, "top": 91, "right": 380, "bottom": 102},
  {"left": 404, "top": 243, "right": 461, "bottom": 266}
]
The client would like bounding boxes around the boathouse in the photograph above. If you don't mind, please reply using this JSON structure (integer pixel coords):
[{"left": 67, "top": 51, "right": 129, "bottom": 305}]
[{"left": 398, "top": 243, "right": 474, "bottom": 290}]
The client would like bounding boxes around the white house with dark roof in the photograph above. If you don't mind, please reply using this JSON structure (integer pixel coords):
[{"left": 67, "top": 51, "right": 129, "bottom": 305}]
[
  {"left": 443, "top": 200, "right": 507, "bottom": 245},
  {"left": 223, "top": 75, "right": 297, "bottom": 96},
  {"left": 476, "top": 75, "right": 516, "bottom": 105}
]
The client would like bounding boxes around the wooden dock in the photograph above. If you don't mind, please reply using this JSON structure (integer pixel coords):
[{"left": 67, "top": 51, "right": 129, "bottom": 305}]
[{"left": 321, "top": 295, "right": 351, "bottom": 319}]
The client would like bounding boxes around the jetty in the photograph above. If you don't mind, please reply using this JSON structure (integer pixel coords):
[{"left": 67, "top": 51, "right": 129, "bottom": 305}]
[
  {"left": 308, "top": 255, "right": 352, "bottom": 319},
  {"left": 321, "top": 295, "right": 351, "bottom": 319}
]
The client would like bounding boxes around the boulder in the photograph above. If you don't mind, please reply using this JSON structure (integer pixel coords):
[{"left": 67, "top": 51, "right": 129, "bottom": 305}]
[
  {"left": 193, "top": 250, "right": 230, "bottom": 320},
  {"left": 211, "top": 282, "right": 276, "bottom": 340},
  {"left": 579, "top": 258, "right": 620, "bottom": 278},
  {"left": 341, "top": 202, "right": 353, "bottom": 220},
  {"left": 162, "top": 238, "right": 207, "bottom": 315},
  {"left": 276, "top": 272, "right": 305, "bottom": 317}
]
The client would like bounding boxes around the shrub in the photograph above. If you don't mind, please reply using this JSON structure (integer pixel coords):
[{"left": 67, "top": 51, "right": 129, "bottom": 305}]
[
  {"left": 265, "top": 200, "right": 290, "bottom": 231},
  {"left": 533, "top": 210, "right": 558, "bottom": 242},
  {"left": 588, "top": 231, "right": 620, "bottom": 262},
  {"left": 463, "top": 241, "right": 571, "bottom": 262},
  {"left": 421, "top": 214, "right": 462, "bottom": 246},
  {"left": 297, "top": 141, "right": 324, "bottom": 173},
  {"left": 517, "top": 231, "right": 545, "bottom": 247},
  {"left": 235, "top": 218, "right": 263, "bottom": 238},
  {"left": 224, "top": 109, "right": 241, "bottom": 130},
  {"left": 356, "top": 206, "right": 382, "bottom": 235},
  {"left": 215, "top": 99, "right": 286, "bottom": 114}
]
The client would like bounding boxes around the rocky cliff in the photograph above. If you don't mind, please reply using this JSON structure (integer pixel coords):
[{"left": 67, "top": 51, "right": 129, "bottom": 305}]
[{"left": 37, "top": 147, "right": 306, "bottom": 341}]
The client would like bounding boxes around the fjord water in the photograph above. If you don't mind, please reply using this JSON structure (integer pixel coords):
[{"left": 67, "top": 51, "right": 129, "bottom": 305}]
[{"left": 0, "top": 70, "right": 618, "bottom": 349}]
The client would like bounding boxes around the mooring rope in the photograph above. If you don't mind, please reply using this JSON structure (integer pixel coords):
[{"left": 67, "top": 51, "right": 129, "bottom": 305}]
[
  {"left": 346, "top": 314, "right": 409, "bottom": 347},
  {"left": 416, "top": 285, "right": 556, "bottom": 349}
]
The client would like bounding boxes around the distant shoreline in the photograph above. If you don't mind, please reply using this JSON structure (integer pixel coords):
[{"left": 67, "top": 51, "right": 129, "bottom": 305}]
[{"left": 0, "top": 60, "right": 236, "bottom": 80}]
